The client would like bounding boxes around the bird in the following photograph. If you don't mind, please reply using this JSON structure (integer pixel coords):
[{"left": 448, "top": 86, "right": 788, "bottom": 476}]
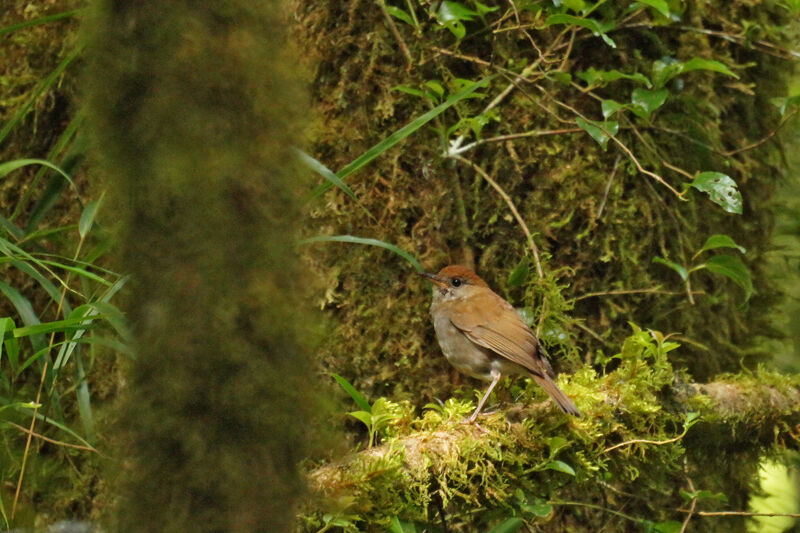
[{"left": 422, "top": 264, "right": 580, "bottom": 422}]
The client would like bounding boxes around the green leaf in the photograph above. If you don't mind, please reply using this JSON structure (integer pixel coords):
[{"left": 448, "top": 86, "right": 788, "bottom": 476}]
[
  {"left": 332, "top": 373, "right": 372, "bottom": 412},
  {"left": 507, "top": 257, "right": 529, "bottom": 287},
  {"left": 79, "top": 196, "right": 103, "bottom": 239},
  {"left": 601, "top": 99, "right": 626, "bottom": 119},
  {"left": 437, "top": 1, "right": 479, "bottom": 22},
  {"left": 575, "top": 117, "right": 619, "bottom": 150},
  {"left": 702, "top": 254, "right": 753, "bottom": 300},
  {"left": 486, "top": 517, "right": 524, "bottom": 533},
  {"left": 545, "top": 14, "right": 616, "bottom": 48},
  {"left": 295, "top": 149, "right": 358, "bottom": 202},
  {"left": 348, "top": 410, "right": 373, "bottom": 428},
  {"left": 698, "top": 234, "right": 746, "bottom": 255},
  {"left": 577, "top": 68, "right": 652, "bottom": 88},
  {"left": 388, "top": 516, "right": 417, "bottom": 533},
  {"left": 653, "top": 521, "right": 682, "bottom": 533},
  {"left": 562, "top": 0, "right": 586, "bottom": 12},
  {"left": 309, "top": 75, "right": 495, "bottom": 199},
  {"left": 385, "top": 5, "right": 415, "bottom": 27},
  {"left": 681, "top": 57, "right": 739, "bottom": 79},
  {"left": 545, "top": 460, "right": 576, "bottom": 476},
  {"left": 523, "top": 499, "right": 553, "bottom": 517},
  {"left": 473, "top": 0, "right": 500, "bottom": 15},
  {"left": 634, "top": 0, "right": 670, "bottom": 17},
  {"left": 653, "top": 257, "right": 688, "bottom": 281},
  {"left": 299, "top": 235, "right": 423, "bottom": 273},
  {"left": 631, "top": 88, "right": 669, "bottom": 118},
  {"left": 688, "top": 172, "right": 743, "bottom": 214},
  {"left": 0, "top": 158, "right": 75, "bottom": 186}
]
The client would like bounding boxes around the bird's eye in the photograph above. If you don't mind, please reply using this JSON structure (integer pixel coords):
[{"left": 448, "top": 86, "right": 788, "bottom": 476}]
[{"left": 451, "top": 278, "right": 462, "bottom": 287}]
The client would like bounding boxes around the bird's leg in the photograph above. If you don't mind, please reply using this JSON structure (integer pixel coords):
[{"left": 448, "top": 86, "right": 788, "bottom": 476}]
[{"left": 468, "top": 370, "right": 502, "bottom": 423}]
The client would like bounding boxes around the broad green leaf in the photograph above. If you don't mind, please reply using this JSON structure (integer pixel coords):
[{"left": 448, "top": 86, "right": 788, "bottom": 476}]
[
  {"left": 310, "top": 75, "right": 495, "bottom": 199},
  {"left": 601, "top": 99, "right": 626, "bottom": 118},
  {"left": 682, "top": 57, "right": 739, "bottom": 79},
  {"left": 486, "top": 517, "right": 524, "bottom": 533},
  {"left": 653, "top": 57, "right": 738, "bottom": 88},
  {"left": 702, "top": 254, "right": 753, "bottom": 300},
  {"left": 698, "top": 234, "right": 746, "bottom": 255},
  {"left": 635, "top": 0, "right": 670, "bottom": 17},
  {"left": 299, "top": 235, "right": 423, "bottom": 273},
  {"left": 577, "top": 68, "right": 652, "bottom": 88},
  {"left": 348, "top": 410, "right": 373, "bottom": 428},
  {"left": 332, "top": 373, "right": 372, "bottom": 412},
  {"left": 653, "top": 257, "right": 688, "bottom": 281},
  {"left": 631, "top": 88, "right": 669, "bottom": 118},
  {"left": 385, "top": 5, "right": 415, "bottom": 27},
  {"left": 507, "top": 258, "right": 529, "bottom": 288},
  {"left": 575, "top": 117, "right": 619, "bottom": 150},
  {"left": 688, "top": 172, "right": 743, "bottom": 214},
  {"left": 545, "top": 14, "right": 616, "bottom": 48},
  {"left": 545, "top": 460, "right": 576, "bottom": 476},
  {"left": 437, "top": 1, "right": 479, "bottom": 22}
]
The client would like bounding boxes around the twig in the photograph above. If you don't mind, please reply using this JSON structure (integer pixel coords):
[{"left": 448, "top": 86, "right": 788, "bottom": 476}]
[
  {"left": 430, "top": 46, "right": 492, "bottom": 67},
  {"left": 725, "top": 109, "right": 799, "bottom": 156},
  {"left": 12, "top": 360, "right": 48, "bottom": 518},
  {"left": 548, "top": 96, "right": 685, "bottom": 198},
  {"left": 679, "top": 473, "right": 697, "bottom": 533},
  {"left": 376, "top": 0, "right": 413, "bottom": 68},
  {"left": 595, "top": 154, "right": 621, "bottom": 219},
  {"left": 662, "top": 160, "right": 695, "bottom": 181},
  {"left": 575, "top": 287, "right": 701, "bottom": 301},
  {"left": 452, "top": 156, "right": 544, "bottom": 279},
  {"left": 603, "top": 424, "right": 691, "bottom": 454},
  {"left": 8, "top": 422, "right": 99, "bottom": 453},
  {"left": 678, "top": 510, "right": 800, "bottom": 518},
  {"left": 447, "top": 127, "right": 581, "bottom": 156}
]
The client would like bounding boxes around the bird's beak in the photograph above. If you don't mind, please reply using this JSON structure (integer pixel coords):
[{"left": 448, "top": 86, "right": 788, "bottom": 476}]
[{"left": 421, "top": 272, "right": 448, "bottom": 288}]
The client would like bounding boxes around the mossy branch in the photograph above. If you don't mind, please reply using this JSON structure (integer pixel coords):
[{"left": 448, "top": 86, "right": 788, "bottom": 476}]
[{"left": 303, "top": 369, "right": 800, "bottom": 530}]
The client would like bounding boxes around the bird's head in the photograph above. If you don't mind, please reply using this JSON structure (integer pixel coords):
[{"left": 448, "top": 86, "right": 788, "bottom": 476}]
[{"left": 421, "top": 264, "right": 489, "bottom": 299}]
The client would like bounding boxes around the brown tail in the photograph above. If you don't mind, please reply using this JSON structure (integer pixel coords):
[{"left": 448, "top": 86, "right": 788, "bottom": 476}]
[{"left": 531, "top": 374, "right": 581, "bottom": 416}]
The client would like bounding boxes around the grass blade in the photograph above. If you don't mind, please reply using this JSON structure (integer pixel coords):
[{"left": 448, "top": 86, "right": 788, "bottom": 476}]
[
  {"left": 299, "top": 234, "right": 423, "bottom": 273},
  {"left": 309, "top": 75, "right": 496, "bottom": 199},
  {"left": 332, "top": 373, "right": 372, "bottom": 412}
]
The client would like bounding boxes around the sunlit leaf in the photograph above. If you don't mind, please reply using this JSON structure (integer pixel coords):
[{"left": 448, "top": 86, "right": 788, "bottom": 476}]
[
  {"left": 631, "top": 88, "right": 669, "bottom": 118},
  {"left": 635, "top": 0, "right": 670, "bottom": 17},
  {"left": 698, "top": 234, "right": 746, "bottom": 255},
  {"left": 688, "top": 172, "right": 743, "bottom": 214},
  {"left": 332, "top": 373, "right": 372, "bottom": 412}
]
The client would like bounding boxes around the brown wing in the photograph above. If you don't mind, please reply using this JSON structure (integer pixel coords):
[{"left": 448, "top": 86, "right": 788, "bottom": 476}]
[{"left": 448, "top": 288, "right": 553, "bottom": 378}]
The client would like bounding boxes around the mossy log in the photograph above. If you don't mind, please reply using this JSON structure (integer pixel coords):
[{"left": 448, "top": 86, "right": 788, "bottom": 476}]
[{"left": 302, "top": 353, "right": 800, "bottom": 531}]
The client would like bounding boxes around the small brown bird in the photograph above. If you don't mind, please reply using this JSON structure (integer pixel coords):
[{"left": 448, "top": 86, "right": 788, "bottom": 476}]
[{"left": 423, "top": 265, "right": 580, "bottom": 422}]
